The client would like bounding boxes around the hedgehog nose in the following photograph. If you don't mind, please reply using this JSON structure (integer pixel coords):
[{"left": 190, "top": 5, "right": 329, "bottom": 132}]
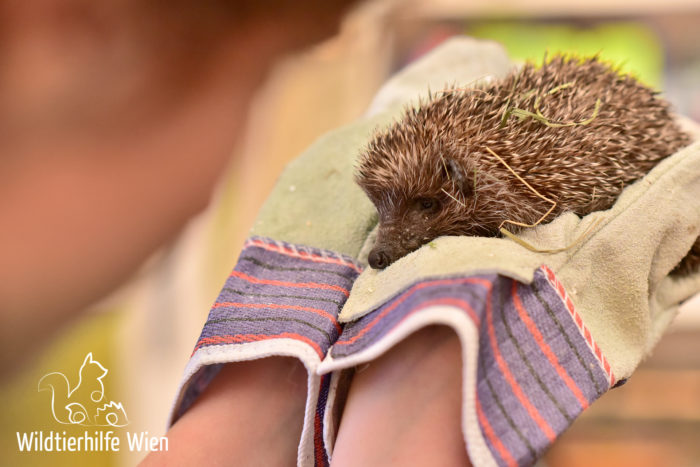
[{"left": 368, "top": 248, "right": 391, "bottom": 270}]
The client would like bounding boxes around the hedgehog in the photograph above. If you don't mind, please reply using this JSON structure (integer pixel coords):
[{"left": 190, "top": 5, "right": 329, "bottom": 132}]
[{"left": 356, "top": 54, "right": 696, "bottom": 271}]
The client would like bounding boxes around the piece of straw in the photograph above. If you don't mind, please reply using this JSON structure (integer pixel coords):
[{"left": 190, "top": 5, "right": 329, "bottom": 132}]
[
  {"left": 485, "top": 147, "right": 557, "bottom": 231},
  {"left": 485, "top": 146, "right": 604, "bottom": 253},
  {"left": 503, "top": 80, "right": 602, "bottom": 128},
  {"left": 441, "top": 188, "right": 466, "bottom": 207},
  {"left": 499, "top": 217, "right": 604, "bottom": 253}
]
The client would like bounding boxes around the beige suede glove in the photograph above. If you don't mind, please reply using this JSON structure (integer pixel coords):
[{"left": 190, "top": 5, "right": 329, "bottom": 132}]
[{"left": 171, "top": 37, "right": 700, "bottom": 467}]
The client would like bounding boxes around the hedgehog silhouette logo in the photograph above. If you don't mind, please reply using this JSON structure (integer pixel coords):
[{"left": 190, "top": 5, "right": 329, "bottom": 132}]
[{"left": 38, "top": 353, "right": 129, "bottom": 427}]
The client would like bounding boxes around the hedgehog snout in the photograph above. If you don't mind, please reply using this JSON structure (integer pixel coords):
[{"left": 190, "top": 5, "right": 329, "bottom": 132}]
[
  {"left": 368, "top": 237, "right": 424, "bottom": 269},
  {"left": 368, "top": 222, "right": 433, "bottom": 269},
  {"left": 368, "top": 248, "right": 392, "bottom": 270}
]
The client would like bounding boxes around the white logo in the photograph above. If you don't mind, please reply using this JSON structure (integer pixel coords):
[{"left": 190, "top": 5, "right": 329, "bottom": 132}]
[{"left": 38, "top": 353, "right": 129, "bottom": 427}]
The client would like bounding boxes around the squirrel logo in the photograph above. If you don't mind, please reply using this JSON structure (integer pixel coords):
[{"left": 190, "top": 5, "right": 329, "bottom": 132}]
[{"left": 38, "top": 353, "right": 129, "bottom": 427}]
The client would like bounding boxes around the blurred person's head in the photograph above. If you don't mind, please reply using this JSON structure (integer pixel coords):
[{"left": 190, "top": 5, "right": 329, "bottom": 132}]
[{"left": 0, "top": 0, "right": 360, "bottom": 373}]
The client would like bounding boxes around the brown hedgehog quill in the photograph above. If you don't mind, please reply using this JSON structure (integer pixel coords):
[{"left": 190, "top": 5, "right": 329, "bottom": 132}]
[{"left": 355, "top": 54, "right": 696, "bottom": 271}]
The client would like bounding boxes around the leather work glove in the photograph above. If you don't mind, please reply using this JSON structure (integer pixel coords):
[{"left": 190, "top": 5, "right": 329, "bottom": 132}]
[{"left": 169, "top": 37, "right": 700, "bottom": 466}]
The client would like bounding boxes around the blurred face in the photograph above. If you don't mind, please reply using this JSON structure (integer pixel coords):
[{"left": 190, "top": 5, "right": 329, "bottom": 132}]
[{"left": 0, "top": 0, "right": 358, "bottom": 372}]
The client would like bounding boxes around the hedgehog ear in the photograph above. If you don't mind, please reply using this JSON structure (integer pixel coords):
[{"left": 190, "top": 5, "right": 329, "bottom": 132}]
[{"left": 443, "top": 158, "right": 472, "bottom": 196}]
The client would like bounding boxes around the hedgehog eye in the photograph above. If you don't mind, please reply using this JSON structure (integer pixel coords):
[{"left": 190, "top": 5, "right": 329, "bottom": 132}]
[{"left": 415, "top": 197, "right": 440, "bottom": 213}]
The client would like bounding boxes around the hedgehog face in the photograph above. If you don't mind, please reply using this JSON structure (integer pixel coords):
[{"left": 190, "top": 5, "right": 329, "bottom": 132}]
[
  {"left": 356, "top": 92, "right": 517, "bottom": 269},
  {"left": 362, "top": 152, "right": 503, "bottom": 269}
]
